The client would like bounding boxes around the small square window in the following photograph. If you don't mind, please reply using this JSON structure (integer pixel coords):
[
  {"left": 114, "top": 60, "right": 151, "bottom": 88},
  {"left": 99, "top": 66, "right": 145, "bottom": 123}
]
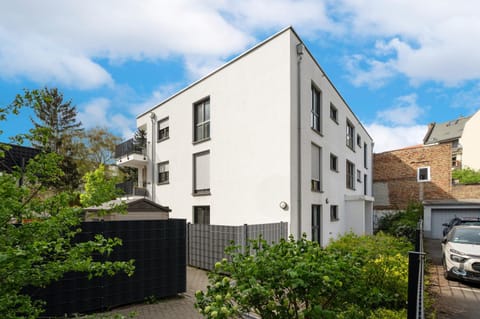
[
  {"left": 330, "top": 205, "right": 339, "bottom": 221},
  {"left": 157, "top": 161, "right": 169, "bottom": 184},
  {"left": 158, "top": 117, "right": 169, "bottom": 142},
  {"left": 330, "top": 103, "right": 338, "bottom": 123},
  {"left": 417, "top": 167, "right": 430, "bottom": 182},
  {"left": 193, "top": 206, "right": 210, "bottom": 224},
  {"left": 330, "top": 153, "right": 338, "bottom": 172}
]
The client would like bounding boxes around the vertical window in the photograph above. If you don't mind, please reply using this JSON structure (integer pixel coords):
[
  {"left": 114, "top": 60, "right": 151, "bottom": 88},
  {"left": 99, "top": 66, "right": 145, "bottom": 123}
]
[
  {"left": 364, "top": 174, "right": 367, "bottom": 195},
  {"left": 330, "top": 153, "right": 338, "bottom": 172},
  {"left": 357, "top": 134, "right": 362, "bottom": 147},
  {"left": 346, "top": 160, "right": 355, "bottom": 190},
  {"left": 346, "top": 120, "right": 355, "bottom": 150},
  {"left": 193, "top": 151, "right": 210, "bottom": 195},
  {"left": 157, "top": 117, "right": 169, "bottom": 141},
  {"left": 357, "top": 169, "right": 362, "bottom": 182},
  {"left": 193, "top": 206, "right": 210, "bottom": 224},
  {"left": 330, "top": 103, "right": 338, "bottom": 123},
  {"left": 311, "top": 144, "right": 322, "bottom": 192},
  {"left": 194, "top": 98, "right": 210, "bottom": 142},
  {"left": 311, "top": 205, "right": 321, "bottom": 244},
  {"left": 330, "top": 205, "right": 339, "bottom": 221},
  {"left": 417, "top": 167, "right": 430, "bottom": 182},
  {"left": 364, "top": 142, "right": 368, "bottom": 168},
  {"left": 311, "top": 85, "right": 321, "bottom": 133},
  {"left": 157, "top": 161, "right": 169, "bottom": 184}
]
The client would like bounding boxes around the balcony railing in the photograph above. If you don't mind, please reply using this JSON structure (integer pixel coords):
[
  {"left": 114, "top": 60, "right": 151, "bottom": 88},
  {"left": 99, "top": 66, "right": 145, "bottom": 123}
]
[
  {"left": 116, "top": 180, "right": 148, "bottom": 197},
  {"left": 115, "top": 138, "right": 145, "bottom": 159}
]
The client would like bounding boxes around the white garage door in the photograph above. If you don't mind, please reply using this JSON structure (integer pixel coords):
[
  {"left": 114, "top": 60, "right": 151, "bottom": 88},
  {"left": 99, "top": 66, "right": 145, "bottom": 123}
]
[{"left": 431, "top": 209, "right": 480, "bottom": 239}]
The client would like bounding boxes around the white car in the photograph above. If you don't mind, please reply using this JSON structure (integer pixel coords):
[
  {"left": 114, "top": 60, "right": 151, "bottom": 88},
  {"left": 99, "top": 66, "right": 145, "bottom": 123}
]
[{"left": 442, "top": 225, "right": 480, "bottom": 282}]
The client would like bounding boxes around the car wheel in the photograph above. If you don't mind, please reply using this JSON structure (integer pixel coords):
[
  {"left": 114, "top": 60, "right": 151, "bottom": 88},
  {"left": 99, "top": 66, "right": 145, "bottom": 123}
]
[{"left": 442, "top": 256, "right": 453, "bottom": 280}]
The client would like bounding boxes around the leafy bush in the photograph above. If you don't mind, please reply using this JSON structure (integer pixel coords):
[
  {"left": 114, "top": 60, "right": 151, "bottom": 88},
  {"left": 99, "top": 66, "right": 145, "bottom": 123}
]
[
  {"left": 195, "top": 233, "right": 412, "bottom": 319},
  {"left": 376, "top": 202, "right": 423, "bottom": 242},
  {"left": 452, "top": 167, "right": 480, "bottom": 184}
]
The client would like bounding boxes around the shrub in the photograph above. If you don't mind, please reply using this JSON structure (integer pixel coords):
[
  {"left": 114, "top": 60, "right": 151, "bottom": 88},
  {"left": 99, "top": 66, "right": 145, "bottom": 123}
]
[
  {"left": 452, "top": 167, "right": 480, "bottom": 184},
  {"left": 376, "top": 202, "right": 423, "bottom": 242}
]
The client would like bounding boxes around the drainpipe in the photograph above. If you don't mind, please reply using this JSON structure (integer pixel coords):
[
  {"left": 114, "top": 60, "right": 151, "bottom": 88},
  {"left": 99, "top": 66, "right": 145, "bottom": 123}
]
[
  {"left": 150, "top": 112, "right": 157, "bottom": 202},
  {"left": 296, "top": 43, "right": 304, "bottom": 239}
]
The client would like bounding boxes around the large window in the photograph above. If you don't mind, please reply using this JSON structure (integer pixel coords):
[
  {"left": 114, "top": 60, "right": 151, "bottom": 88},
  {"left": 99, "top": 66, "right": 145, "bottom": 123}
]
[
  {"left": 157, "top": 117, "right": 169, "bottom": 142},
  {"left": 346, "top": 160, "right": 355, "bottom": 190},
  {"left": 330, "top": 153, "right": 338, "bottom": 172},
  {"left": 330, "top": 103, "right": 338, "bottom": 123},
  {"left": 311, "top": 85, "right": 321, "bottom": 133},
  {"left": 417, "top": 167, "right": 430, "bottom": 182},
  {"left": 311, "top": 144, "right": 322, "bottom": 192},
  {"left": 157, "top": 161, "right": 169, "bottom": 184},
  {"left": 364, "top": 142, "right": 368, "bottom": 168},
  {"left": 330, "top": 205, "right": 339, "bottom": 222},
  {"left": 346, "top": 120, "right": 355, "bottom": 150},
  {"left": 193, "top": 151, "right": 210, "bottom": 195},
  {"left": 194, "top": 98, "right": 210, "bottom": 142},
  {"left": 193, "top": 206, "right": 210, "bottom": 224},
  {"left": 311, "top": 205, "right": 321, "bottom": 244}
]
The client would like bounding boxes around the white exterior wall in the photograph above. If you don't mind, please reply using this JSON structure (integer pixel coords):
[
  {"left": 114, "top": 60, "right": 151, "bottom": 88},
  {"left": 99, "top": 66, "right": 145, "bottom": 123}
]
[
  {"left": 134, "top": 28, "right": 373, "bottom": 242},
  {"left": 460, "top": 110, "right": 480, "bottom": 170},
  {"left": 137, "top": 31, "right": 293, "bottom": 226}
]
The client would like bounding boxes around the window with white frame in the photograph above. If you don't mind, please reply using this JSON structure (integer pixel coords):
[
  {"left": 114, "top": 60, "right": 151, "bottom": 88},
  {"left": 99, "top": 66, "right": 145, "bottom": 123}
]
[
  {"left": 346, "top": 160, "right": 355, "bottom": 190},
  {"left": 157, "top": 117, "right": 169, "bottom": 142},
  {"left": 157, "top": 161, "right": 169, "bottom": 184},
  {"left": 417, "top": 167, "right": 430, "bottom": 182},
  {"left": 330, "top": 205, "right": 339, "bottom": 221},
  {"left": 311, "top": 85, "right": 321, "bottom": 133},
  {"left": 193, "top": 151, "right": 210, "bottom": 195},
  {"left": 194, "top": 98, "right": 210, "bottom": 142},
  {"left": 330, "top": 153, "right": 338, "bottom": 172},
  {"left": 311, "top": 205, "right": 321, "bottom": 244},
  {"left": 346, "top": 120, "right": 355, "bottom": 150},
  {"left": 193, "top": 206, "right": 210, "bottom": 224},
  {"left": 330, "top": 103, "right": 338, "bottom": 123},
  {"left": 311, "top": 144, "right": 322, "bottom": 192}
]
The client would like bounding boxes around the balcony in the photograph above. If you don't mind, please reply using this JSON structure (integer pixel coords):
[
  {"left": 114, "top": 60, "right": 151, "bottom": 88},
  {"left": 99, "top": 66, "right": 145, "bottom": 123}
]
[
  {"left": 115, "top": 138, "right": 147, "bottom": 168},
  {"left": 116, "top": 180, "right": 149, "bottom": 197}
]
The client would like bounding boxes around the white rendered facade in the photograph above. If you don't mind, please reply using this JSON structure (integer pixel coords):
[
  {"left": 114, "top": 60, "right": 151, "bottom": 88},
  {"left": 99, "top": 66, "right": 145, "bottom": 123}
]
[
  {"left": 459, "top": 109, "right": 480, "bottom": 170},
  {"left": 118, "top": 27, "right": 374, "bottom": 244}
]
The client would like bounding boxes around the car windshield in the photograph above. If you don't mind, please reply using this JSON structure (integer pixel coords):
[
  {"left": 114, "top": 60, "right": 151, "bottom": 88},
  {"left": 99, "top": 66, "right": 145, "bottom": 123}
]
[{"left": 451, "top": 228, "right": 480, "bottom": 245}]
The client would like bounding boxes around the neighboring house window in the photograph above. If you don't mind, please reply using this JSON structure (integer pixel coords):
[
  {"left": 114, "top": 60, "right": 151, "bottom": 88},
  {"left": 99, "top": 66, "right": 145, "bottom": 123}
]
[
  {"left": 311, "top": 205, "right": 321, "bottom": 244},
  {"left": 346, "top": 120, "right": 355, "bottom": 150},
  {"left": 193, "top": 206, "right": 210, "bottom": 224},
  {"left": 346, "top": 160, "right": 355, "bottom": 190},
  {"left": 330, "top": 205, "right": 339, "bottom": 221},
  {"left": 364, "top": 174, "right": 367, "bottom": 195},
  {"left": 157, "top": 161, "right": 169, "bottom": 184},
  {"left": 311, "top": 85, "right": 321, "bottom": 133},
  {"left": 357, "top": 169, "right": 362, "bottom": 182},
  {"left": 357, "top": 134, "right": 361, "bottom": 147},
  {"left": 330, "top": 153, "right": 338, "bottom": 172},
  {"left": 193, "top": 151, "right": 210, "bottom": 195},
  {"left": 330, "top": 103, "right": 338, "bottom": 123},
  {"left": 364, "top": 142, "right": 368, "bottom": 168},
  {"left": 194, "top": 98, "right": 210, "bottom": 142},
  {"left": 157, "top": 117, "right": 169, "bottom": 142},
  {"left": 417, "top": 167, "right": 430, "bottom": 182},
  {"left": 311, "top": 144, "right": 322, "bottom": 192}
]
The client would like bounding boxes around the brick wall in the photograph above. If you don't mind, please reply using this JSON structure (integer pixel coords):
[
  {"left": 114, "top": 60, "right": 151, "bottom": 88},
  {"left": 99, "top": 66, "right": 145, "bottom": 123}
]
[
  {"left": 373, "top": 143, "right": 452, "bottom": 209},
  {"left": 451, "top": 184, "right": 480, "bottom": 199}
]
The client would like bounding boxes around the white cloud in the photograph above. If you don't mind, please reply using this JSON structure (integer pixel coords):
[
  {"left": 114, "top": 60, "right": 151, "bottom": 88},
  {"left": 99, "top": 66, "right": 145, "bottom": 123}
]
[
  {"left": 344, "top": 54, "right": 396, "bottom": 88},
  {"left": 367, "top": 123, "right": 426, "bottom": 153},
  {"left": 376, "top": 94, "right": 424, "bottom": 126},
  {"left": 78, "top": 98, "right": 111, "bottom": 128},
  {"left": 337, "top": 0, "right": 480, "bottom": 86}
]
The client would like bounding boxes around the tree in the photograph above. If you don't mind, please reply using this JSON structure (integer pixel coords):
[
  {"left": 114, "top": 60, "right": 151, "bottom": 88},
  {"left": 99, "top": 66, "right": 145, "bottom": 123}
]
[
  {"left": 452, "top": 167, "right": 480, "bottom": 184},
  {"left": 80, "top": 164, "right": 122, "bottom": 208},
  {"left": 0, "top": 103, "right": 134, "bottom": 318}
]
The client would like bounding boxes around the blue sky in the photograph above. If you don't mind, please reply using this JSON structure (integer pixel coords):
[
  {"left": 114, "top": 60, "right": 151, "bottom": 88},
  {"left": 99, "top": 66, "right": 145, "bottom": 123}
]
[{"left": 1, "top": 0, "right": 479, "bottom": 152}]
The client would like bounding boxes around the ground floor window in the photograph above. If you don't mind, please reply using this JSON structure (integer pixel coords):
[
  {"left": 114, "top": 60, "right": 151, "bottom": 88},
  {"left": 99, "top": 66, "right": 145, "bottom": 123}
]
[
  {"left": 193, "top": 206, "right": 210, "bottom": 224},
  {"left": 311, "top": 205, "right": 321, "bottom": 244}
]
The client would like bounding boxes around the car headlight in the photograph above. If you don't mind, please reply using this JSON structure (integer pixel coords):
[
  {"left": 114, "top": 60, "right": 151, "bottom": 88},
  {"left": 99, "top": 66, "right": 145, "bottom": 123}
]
[{"left": 449, "top": 249, "right": 469, "bottom": 263}]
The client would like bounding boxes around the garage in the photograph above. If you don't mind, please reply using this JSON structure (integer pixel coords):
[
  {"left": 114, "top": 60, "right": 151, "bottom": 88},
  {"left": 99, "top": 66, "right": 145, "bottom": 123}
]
[{"left": 424, "top": 200, "right": 480, "bottom": 239}]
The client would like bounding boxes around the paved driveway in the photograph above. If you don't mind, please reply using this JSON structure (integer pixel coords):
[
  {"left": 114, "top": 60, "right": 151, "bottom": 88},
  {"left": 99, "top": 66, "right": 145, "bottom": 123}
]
[{"left": 425, "top": 239, "right": 480, "bottom": 319}]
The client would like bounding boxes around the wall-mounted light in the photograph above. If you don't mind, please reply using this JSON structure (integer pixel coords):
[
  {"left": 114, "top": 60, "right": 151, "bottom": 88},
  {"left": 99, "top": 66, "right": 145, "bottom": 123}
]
[{"left": 279, "top": 201, "right": 288, "bottom": 210}]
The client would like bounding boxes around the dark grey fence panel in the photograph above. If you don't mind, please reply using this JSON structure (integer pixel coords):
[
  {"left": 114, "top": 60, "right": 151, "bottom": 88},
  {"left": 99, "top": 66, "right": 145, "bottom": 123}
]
[{"left": 188, "top": 222, "right": 288, "bottom": 270}]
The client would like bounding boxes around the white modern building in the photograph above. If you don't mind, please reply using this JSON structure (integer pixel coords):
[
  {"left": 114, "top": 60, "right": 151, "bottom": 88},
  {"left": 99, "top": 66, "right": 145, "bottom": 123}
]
[{"left": 116, "top": 27, "right": 374, "bottom": 244}]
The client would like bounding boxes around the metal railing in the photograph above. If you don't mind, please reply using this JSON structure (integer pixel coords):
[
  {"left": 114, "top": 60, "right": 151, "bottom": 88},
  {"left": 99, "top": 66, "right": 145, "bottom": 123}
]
[
  {"left": 408, "top": 219, "right": 426, "bottom": 319},
  {"left": 116, "top": 181, "right": 148, "bottom": 197},
  {"left": 115, "top": 138, "right": 145, "bottom": 159}
]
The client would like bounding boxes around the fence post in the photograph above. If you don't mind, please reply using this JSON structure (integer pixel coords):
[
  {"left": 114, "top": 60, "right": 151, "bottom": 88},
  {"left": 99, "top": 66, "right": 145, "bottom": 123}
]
[
  {"left": 186, "top": 222, "right": 190, "bottom": 267},
  {"left": 407, "top": 251, "right": 420, "bottom": 319},
  {"left": 243, "top": 224, "right": 248, "bottom": 254}
]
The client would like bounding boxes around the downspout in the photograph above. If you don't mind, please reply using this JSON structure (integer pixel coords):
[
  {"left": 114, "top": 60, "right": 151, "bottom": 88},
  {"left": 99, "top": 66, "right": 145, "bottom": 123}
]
[
  {"left": 296, "top": 43, "right": 304, "bottom": 239},
  {"left": 150, "top": 112, "right": 157, "bottom": 202}
]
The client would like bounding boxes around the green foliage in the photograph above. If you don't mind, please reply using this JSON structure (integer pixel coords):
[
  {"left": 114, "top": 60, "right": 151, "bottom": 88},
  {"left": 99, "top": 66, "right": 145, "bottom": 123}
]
[
  {"left": 80, "top": 164, "right": 122, "bottom": 208},
  {"left": 452, "top": 167, "right": 480, "bottom": 184},
  {"left": 195, "top": 233, "right": 412, "bottom": 319},
  {"left": 376, "top": 202, "right": 423, "bottom": 242}
]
